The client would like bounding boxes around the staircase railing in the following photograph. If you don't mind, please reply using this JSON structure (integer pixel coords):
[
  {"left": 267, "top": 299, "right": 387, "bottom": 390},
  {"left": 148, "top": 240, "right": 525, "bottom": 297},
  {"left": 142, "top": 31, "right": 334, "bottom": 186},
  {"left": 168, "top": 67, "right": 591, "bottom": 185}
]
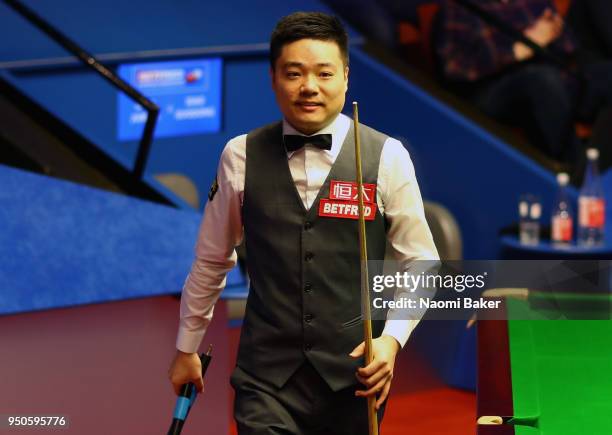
[{"left": 3, "top": 0, "right": 159, "bottom": 179}]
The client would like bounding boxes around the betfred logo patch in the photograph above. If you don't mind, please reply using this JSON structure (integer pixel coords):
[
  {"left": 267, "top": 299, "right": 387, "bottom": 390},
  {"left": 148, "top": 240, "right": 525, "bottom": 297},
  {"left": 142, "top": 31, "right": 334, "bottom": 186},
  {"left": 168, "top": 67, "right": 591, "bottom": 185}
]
[
  {"left": 319, "top": 198, "right": 377, "bottom": 220},
  {"left": 329, "top": 180, "right": 376, "bottom": 204}
]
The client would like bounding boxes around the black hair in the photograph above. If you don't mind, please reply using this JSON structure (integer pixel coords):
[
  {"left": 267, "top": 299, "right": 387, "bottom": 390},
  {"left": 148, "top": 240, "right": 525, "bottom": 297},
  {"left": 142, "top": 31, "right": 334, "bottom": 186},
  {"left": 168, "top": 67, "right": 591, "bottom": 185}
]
[{"left": 270, "top": 12, "right": 349, "bottom": 69}]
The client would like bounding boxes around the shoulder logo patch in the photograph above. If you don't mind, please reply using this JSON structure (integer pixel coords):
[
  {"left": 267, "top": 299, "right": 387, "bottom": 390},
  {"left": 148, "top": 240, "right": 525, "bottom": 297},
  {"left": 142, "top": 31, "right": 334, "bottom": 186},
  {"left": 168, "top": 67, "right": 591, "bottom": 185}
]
[{"left": 208, "top": 175, "right": 219, "bottom": 201}]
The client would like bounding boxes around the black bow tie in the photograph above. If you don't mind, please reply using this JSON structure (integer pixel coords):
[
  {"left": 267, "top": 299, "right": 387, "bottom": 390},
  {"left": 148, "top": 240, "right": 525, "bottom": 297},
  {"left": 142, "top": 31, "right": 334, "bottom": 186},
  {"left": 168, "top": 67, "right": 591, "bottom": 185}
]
[{"left": 283, "top": 134, "right": 332, "bottom": 152}]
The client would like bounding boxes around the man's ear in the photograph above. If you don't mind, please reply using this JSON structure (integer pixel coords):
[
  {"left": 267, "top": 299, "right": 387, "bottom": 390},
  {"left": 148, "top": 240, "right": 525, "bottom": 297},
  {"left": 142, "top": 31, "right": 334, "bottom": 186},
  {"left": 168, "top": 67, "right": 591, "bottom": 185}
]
[{"left": 344, "top": 66, "right": 349, "bottom": 91}]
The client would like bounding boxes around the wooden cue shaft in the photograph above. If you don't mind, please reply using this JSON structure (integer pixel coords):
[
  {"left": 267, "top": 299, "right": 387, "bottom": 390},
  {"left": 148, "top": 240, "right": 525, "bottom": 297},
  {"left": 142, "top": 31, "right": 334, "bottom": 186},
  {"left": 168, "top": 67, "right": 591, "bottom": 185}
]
[{"left": 352, "top": 101, "right": 379, "bottom": 435}]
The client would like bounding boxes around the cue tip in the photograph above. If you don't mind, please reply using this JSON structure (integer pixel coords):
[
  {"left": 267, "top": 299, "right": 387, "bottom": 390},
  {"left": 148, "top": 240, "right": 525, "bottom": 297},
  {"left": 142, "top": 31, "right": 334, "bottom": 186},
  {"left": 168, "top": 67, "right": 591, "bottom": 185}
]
[{"left": 481, "top": 288, "right": 529, "bottom": 300}]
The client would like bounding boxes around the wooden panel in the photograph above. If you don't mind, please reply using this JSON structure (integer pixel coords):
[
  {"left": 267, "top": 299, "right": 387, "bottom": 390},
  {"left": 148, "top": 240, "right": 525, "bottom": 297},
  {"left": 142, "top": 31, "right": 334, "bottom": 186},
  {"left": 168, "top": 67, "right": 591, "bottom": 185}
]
[{"left": 477, "top": 309, "right": 515, "bottom": 435}]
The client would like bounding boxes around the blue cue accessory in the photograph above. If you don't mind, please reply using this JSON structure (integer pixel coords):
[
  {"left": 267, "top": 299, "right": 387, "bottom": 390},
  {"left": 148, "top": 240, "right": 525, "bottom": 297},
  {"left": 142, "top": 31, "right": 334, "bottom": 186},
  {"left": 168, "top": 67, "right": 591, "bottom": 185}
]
[{"left": 167, "top": 345, "right": 213, "bottom": 435}]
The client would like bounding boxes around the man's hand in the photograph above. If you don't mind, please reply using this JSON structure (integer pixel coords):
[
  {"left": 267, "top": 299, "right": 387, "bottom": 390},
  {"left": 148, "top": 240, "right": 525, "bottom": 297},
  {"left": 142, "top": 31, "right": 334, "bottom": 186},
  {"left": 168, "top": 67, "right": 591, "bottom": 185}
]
[
  {"left": 514, "top": 8, "right": 564, "bottom": 61},
  {"left": 526, "top": 8, "right": 563, "bottom": 47},
  {"left": 350, "top": 335, "right": 401, "bottom": 409},
  {"left": 168, "top": 350, "right": 204, "bottom": 395}
]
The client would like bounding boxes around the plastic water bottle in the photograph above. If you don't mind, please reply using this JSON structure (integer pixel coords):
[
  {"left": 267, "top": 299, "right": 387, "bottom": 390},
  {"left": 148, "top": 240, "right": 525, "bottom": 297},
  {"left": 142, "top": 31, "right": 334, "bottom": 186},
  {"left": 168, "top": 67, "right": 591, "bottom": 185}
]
[
  {"left": 578, "top": 148, "right": 606, "bottom": 246},
  {"left": 551, "top": 172, "right": 573, "bottom": 246},
  {"left": 519, "top": 195, "right": 541, "bottom": 245}
]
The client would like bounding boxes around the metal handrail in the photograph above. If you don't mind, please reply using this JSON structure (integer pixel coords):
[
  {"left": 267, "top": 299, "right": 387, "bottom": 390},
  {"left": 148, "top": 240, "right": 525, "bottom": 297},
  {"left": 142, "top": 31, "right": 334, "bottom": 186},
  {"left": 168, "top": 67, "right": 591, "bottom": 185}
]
[{"left": 3, "top": 0, "right": 159, "bottom": 178}]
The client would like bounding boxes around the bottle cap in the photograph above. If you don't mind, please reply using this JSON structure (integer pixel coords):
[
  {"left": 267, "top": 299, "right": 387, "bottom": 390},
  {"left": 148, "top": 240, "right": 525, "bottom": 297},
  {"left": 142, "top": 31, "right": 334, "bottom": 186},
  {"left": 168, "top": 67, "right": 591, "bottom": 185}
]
[
  {"left": 586, "top": 148, "right": 599, "bottom": 160},
  {"left": 556, "top": 172, "right": 569, "bottom": 186}
]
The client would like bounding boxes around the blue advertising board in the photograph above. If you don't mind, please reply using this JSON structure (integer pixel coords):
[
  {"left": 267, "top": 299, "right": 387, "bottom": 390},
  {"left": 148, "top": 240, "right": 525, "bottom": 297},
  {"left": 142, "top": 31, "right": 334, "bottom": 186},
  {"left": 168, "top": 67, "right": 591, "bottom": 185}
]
[{"left": 117, "top": 58, "right": 222, "bottom": 140}]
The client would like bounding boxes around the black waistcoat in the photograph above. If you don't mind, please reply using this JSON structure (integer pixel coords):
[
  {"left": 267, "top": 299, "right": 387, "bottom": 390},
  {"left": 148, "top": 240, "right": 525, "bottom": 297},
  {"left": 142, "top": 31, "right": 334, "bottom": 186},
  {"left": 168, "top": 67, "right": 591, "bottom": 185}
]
[{"left": 238, "top": 120, "right": 388, "bottom": 391}]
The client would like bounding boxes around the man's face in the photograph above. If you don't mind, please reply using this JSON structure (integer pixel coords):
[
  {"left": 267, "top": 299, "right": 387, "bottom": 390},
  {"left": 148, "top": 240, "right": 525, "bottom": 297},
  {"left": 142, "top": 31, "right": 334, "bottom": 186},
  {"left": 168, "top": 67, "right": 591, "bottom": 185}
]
[{"left": 271, "top": 38, "right": 348, "bottom": 135}]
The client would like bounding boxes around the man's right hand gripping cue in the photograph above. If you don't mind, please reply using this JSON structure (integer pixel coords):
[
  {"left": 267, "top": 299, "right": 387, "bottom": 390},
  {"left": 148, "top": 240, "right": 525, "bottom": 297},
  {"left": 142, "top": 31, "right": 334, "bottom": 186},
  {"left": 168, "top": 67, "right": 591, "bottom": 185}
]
[{"left": 168, "top": 350, "right": 204, "bottom": 395}]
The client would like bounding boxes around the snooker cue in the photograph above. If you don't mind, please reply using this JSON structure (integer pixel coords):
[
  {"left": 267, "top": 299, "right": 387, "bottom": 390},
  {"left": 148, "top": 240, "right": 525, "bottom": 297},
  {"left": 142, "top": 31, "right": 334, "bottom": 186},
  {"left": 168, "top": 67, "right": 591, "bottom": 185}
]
[
  {"left": 352, "top": 101, "right": 379, "bottom": 435},
  {"left": 477, "top": 415, "right": 539, "bottom": 426}
]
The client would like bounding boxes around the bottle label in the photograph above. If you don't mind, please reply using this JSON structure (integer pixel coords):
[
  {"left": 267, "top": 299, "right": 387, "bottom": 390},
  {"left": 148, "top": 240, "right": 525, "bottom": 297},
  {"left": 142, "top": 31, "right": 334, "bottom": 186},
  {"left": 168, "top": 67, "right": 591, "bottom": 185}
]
[
  {"left": 579, "top": 197, "right": 605, "bottom": 228},
  {"left": 552, "top": 216, "right": 573, "bottom": 242}
]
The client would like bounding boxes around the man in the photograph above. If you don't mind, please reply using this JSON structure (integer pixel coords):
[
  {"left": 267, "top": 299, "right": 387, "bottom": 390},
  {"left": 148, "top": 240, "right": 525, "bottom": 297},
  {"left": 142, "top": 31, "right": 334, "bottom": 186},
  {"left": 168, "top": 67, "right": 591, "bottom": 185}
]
[
  {"left": 435, "top": 0, "right": 612, "bottom": 170},
  {"left": 169, "top": 11, "right": 438, "bottom": 434}
]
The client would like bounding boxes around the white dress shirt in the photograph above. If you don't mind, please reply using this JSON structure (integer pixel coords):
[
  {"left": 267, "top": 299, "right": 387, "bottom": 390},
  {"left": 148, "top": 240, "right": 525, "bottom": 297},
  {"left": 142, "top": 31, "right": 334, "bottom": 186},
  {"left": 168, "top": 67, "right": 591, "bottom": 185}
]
[{"left": 176, "top": 113, "right": 439, "bottom": 353}]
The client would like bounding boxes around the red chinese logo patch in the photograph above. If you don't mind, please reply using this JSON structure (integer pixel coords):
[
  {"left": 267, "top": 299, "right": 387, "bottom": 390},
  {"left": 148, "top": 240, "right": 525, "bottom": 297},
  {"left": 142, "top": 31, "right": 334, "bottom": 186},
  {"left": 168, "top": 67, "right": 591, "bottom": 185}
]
[
  {"left": 329, "top": 180, "right": 376, "bottom": 203},
  {"left": 319, "top": 181, "right": 377, "bottom": 220}
]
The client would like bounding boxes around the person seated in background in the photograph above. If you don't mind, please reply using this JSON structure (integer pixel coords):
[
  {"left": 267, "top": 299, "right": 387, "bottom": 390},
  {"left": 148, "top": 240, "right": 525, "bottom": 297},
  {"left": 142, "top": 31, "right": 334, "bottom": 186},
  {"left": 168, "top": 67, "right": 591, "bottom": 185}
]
[{"left": 434, "top": 0, "right": 612, "bottom": 172}]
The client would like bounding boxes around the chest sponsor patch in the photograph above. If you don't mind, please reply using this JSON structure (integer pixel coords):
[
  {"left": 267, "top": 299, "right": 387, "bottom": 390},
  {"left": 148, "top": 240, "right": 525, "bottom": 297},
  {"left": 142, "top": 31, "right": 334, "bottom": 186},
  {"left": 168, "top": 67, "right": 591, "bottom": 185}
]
[
  {"left": 318, "top": 198, "right": 377, "bottom": 220},
  {"left": 329, "top": 180, "right": 376, "bottom": 204}
]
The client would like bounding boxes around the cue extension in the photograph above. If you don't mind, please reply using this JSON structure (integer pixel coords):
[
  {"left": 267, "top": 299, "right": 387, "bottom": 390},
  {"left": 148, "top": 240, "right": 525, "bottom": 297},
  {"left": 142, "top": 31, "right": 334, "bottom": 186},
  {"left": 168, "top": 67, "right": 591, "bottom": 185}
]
[{"left": 167, "top": 345, "right": 213, "bottom": 435}]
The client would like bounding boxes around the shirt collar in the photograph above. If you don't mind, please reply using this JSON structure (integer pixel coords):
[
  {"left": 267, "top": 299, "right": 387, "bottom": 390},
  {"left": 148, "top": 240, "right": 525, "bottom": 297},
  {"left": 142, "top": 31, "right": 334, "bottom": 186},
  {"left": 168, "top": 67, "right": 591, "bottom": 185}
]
[{"left": 282, "top": 113, "right": 350, "bottom": 159}]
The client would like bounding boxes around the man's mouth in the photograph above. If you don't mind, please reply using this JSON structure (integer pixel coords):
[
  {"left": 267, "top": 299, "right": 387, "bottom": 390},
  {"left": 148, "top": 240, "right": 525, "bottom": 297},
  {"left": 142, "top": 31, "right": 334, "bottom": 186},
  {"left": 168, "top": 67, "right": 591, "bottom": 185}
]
[
  {"left": 296, "top": 101, "right": 323, "bottom": 107},
  {"left": 296, "top": 101, "right": 324, "bottom": 112}
]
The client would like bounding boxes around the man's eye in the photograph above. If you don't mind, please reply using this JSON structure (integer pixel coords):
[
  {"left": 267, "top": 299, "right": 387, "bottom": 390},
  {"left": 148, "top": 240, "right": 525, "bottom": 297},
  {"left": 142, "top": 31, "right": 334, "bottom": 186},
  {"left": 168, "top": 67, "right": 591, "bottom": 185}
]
[
  {"left": 286, "top": 71, "right": 300, "bottom": 78},
  {"left": 320, "top": 71, "right": 334, "bottom": 78}
]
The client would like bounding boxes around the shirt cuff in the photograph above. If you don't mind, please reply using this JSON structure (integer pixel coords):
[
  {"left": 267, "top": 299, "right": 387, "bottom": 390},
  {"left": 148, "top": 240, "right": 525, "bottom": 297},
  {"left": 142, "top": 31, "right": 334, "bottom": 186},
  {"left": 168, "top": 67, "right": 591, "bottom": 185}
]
[
  {"left": 382, "top": 319, "right": 419, "bottom": 348},
  {"left": 176, "top": 328, "right": 206, "bottom": 354}
]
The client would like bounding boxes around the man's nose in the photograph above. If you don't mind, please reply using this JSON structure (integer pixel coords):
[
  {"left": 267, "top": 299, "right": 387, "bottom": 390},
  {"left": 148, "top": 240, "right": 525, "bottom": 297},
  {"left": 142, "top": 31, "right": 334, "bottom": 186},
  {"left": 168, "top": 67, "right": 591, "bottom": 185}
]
[{"left": 300, "top": 75, "right": 318, "bottom": 94}]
